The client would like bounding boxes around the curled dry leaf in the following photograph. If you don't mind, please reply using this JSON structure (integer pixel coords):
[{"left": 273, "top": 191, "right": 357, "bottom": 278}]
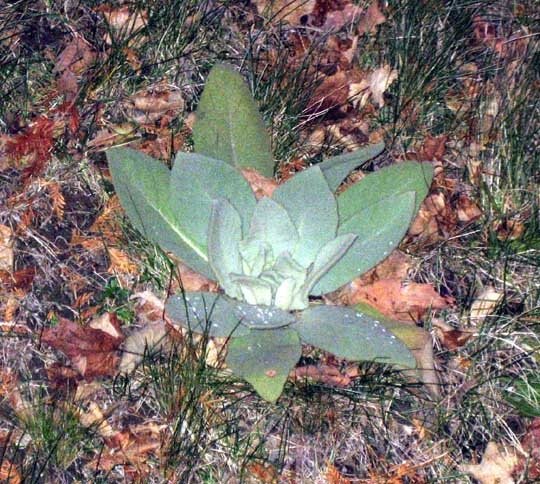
[
  {"left": 460, "top": 442, "right": 519, "bottom": 484},
  {"left": 346, "top": 278, "right": 453, "bottom": 323},
  {"left": 0, "top": 224, "right": 14, "bottom": 272},
  {"left": 122, "top": 291, "right": 224, "bottom": 373},
  {"left": 99, "top": 5, "right": 147, "bottom": 33},
  {"left": 129, "top": 89, "right": 184, "bottom": 114},
  {"left": 118, "top": 321, "right": 168, "bottom": 374},
  {"left": 253, "top": 0, "right": 316, "bottom": 25},
  {"left": 469, "top": 287, "right": 503, "bottom": 326},
  {"left": 350, "top": 65, "right": 398, "bottom": 109}
]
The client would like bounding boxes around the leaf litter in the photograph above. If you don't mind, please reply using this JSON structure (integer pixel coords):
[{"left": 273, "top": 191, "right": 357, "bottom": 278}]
[{"left": 0, "top": 0, "right": 539, "bottom": 482}]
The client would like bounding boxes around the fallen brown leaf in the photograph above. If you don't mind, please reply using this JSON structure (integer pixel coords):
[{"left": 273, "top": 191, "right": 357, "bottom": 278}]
[
  {"left": 253, "top": 0, "right": 316, "bottom": 25},
  {"left": 469, "top": 287, "right": 503, "bottom": 326},
  {"left": 0, "top": 224, "right": 14, "bottom": 272},
  {"left": 325, "top": 462, "right": 352, "bottom": 484},
  {"left": 439, "top": 329, "right": 474, "bottom": 351},
  {"left": 357, "top": 250, "right": 413, "bottom": 286},
  {"left": 461, "top": 442, "right": 519, "bottom": 484},
  {"left": 0, "top": 460, "right": 21, "bottom": 484},
  {"left": 292, "top": 364, "right": 351, "bottom": 387},
  {"left": 42, "top": 315, "right": 124, "bottom": 379},
  {"left": 246, "top": 462, "right": 279, "bottom": 484},
  {"left": 457, "top": 194, "right": 483, "bottom": 223},
  {"left": 346, "top": 278, "right": 453, "bottom": 322},
  {"left": 357, "top": 0, "right": 386, "bottom": 35},
  {"left": 241, "top": 168, "right": 278, "bottom": 199},
  {"left": 174, "top": 261, "right": 218, "bottom": 293},
  {"left": 53, "top": 35, "right": 96, "bottom": 75},
  {"left": 518, "top": 418, "right": 540, "bottom": 480}
]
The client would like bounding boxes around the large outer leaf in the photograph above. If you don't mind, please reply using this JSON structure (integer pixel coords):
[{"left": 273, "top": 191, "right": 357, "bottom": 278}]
[
  {"left": 233, "top": 301, "right": 295, "bottom": 329},
  {"left": 225, "top": 328, "right": 302, "bottom": 402},
  {"left": 272, "top": 166, "right": 338, "bottom": 267},
  {"left": 318, "top": 142, "right": 386, "bottom": 192},
  {"left": 354, "top": 302, "right": 439, "bottom": 397},
  {"left": 166, "top": 292, "right": 249, "bottom": 337},
  {"left": 169, "top": 152, "right": 256, "bottom": 255},
  {"left": 192, "top": 64, "right": 275, "bottom": 177},
  {"left": 207, "top": 199, "right": 243, "bottom": 299},
  {"left": 295, "top": 305, "right": 416, "bottom": 368},
  {"left": 248, "top": 197, "right": 298, "bottom": 257},
  {"left": 312, "top": 192, "right": 416, "bottom": 295},
  {"left": 338, "top": 161, "right": 433, "bottom": 223},
  {"left": 107, "top": 148, "right": 214, "bottom": 278}
]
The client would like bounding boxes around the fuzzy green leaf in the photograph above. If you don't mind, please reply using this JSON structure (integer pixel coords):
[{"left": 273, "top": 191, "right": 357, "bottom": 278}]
[
  {"left": 296, "top": 305, "right": 416, "bottom": 368},
  {"left": 338, "top": 161, "right": 433, "bottom": 223},
  {"left": 248, "top": 197, "right": 298, "bottom": 257},
  {"left": 272, "top": 166, "right": 338, "bottom": 267},
  {"left": 107, "top": 148, "right": 214, "bottom": 278},
  {"left": 225, "top": 328, "right": 302, "bottom": 402},
  {"left": 229, "top": 275, "right": 273, "bottom": 306},
  {"left": 193, "top": 64, "right": 275, "bottom": 177},
  {"left": 312, "top": 192, "right": 416, "bottom": 295},
  {"left": 234, "top": 301, "right": 295, "bottom": 329},
  {"left": 305, "top": 233, "right": 357, "bottom": 293},
  {"left": 353, "top": 302, "right": 439, "bottom": 397},
  {"left": 318, "top": 142, "right": 386, "bottom": 193},
  {"left": 166, "top": 292, "right": 249, "bottom": 337},
  {"left": 169, "top": 152, "right": 256, "bottom": 254},
  {"left": 207, "top": 198, "right": 243, "bottom": 299}
]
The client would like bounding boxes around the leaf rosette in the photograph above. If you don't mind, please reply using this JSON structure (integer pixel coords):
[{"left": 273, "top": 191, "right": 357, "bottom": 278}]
[{"left": 107, "top": 64, "right": 435, "bottom": 402}]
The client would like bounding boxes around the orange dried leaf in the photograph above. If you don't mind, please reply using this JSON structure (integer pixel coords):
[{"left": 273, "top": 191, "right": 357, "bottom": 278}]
[
  {"left": 241, "top": 168, "right": 278, "bottom": 199},
  {"left": 358, "top": 0, "right": 387, "bottom": 35},
  {"left": 48, "top": 182, "right": 65, "bottom": 220},
  {"left": 107, "top": 248, "right": 138, "bottom": 275},
  {"left": 325, "top": 462, "right": 352, "bottom": 484},
  {"left": 175, "top": 261, "right": 218, "bottom": 292},
  {"left": 347, "top": 278, "right": 453, "bottom": 322},
  {"left": 0, "top": 460, "right": 21, "bottom": 484},
  {"left": 246, "top": 462, "right": 279, "bottom": 483},
  {"left": 42, "top": 317, "right": 124, "bottom": 379},
  {"left": 130, "top": 90, "right": 184, "bottom": 114}
]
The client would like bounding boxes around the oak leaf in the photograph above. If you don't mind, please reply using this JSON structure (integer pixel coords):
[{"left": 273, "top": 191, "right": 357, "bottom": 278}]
[{"left": 42, "top": 315, "right": 124, "bottom": 379}]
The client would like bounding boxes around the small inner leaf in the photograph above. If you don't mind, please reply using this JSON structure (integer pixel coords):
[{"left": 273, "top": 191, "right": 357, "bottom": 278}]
[
  {"left": 271, "top": 166, "right": 338, "bottom": 267},
  {"left": 248, "top": 197, "right": 299, "bottom": 257},
  {"left": 207, "top": 198, "right": 243, "bottom": 299}
]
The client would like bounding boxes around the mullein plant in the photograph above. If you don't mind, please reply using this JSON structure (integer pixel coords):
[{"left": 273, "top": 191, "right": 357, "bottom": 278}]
[{"left": 107, "top": 64, "right": 434, "bottom": 402}]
